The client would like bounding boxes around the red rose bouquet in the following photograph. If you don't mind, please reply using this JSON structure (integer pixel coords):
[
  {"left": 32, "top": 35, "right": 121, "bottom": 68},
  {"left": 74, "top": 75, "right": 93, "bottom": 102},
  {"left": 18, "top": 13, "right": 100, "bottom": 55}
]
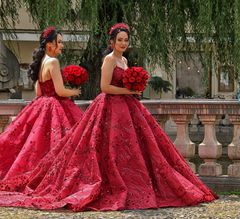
[
  {"left": 122, "top": 66, "right": 149, "bottom": 91},
  {"left": 62, "top": 65, "right": 88, "bottom": 88}
]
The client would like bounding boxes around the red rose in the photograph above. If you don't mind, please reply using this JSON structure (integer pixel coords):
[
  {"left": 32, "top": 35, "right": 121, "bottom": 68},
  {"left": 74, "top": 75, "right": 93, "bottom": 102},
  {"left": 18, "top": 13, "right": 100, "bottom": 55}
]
[
  {"left": 75, "top": 78, "right": 82, "bottom": 85},
  {"left": 62, "top": 65, "right": 88, "bottom": 88},
  {"left": 125, "top": 69, "right": 132, "bottom": 78},
  {"left": 132, "top": 71, "right": 138, "bottom": 77},
  {"left": 132, "top": 67, "right": 143, "bottom": 72},
  {"left": 139, "top": 84, "right": 145, "bottom": 91},
  {"left": 122, "top": 66, "right": 149, "bottom": 92},
  {"left": 136, "top": 77, "right": 142, "bottom": 83},
  {"left": 144, "top": 74, "right": 149, "bottom": 80},
  {"left": 125, "top": 83, "right": 132, "bottom": 90},
  {"left": 129, "top": 77, "right": 135, "bottom": 82},
  {"left": 68, "top": 75, "right": 75, "bottom": 82},
  {"left": 133, "top": 85, "right": 140, "bottom": 91},
  {"left": 138, "top": 71, "right": 144, "bottom": 77}
]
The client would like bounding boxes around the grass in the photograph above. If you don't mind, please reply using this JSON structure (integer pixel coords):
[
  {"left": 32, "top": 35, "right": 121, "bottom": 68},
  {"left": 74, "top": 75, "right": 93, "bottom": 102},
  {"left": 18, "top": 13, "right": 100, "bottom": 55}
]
[{"left": 217, "top": 190, "right": 240, "bottom": 195}]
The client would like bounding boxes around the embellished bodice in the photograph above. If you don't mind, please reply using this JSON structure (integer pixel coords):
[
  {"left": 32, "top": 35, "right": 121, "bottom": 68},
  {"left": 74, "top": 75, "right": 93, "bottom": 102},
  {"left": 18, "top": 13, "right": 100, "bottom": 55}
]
[
  {"left": 39, "top": 80, "right": 58, "bottom": 97},
  {"left": 110, "top": 66, "right": 125, "bottom": 87}
]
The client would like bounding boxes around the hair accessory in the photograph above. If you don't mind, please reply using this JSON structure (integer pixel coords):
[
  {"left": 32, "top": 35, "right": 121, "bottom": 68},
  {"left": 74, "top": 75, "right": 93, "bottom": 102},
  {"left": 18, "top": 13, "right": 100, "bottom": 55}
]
[
  {"left": 109, "top": 23, "right": 130, "bottom": 35},
  {"left": 42, "top": 26, "right": 56, "bottom": 39}
]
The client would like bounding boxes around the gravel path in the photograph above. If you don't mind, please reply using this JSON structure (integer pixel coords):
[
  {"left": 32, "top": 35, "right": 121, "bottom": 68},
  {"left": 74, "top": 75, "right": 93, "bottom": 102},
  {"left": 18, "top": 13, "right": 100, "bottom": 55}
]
[{"left": 0, "top": 195, "right": 239, "bottom": 219}]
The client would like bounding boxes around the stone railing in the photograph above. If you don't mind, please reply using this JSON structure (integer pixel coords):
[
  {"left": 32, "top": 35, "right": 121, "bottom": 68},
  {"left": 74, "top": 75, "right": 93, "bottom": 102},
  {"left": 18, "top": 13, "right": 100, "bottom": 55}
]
[
  {"left": 0, "top": 99, "right": 240, "bottom": 192},
  {"left": 142, "top": 99, "right": 240, "bottom": 192}
]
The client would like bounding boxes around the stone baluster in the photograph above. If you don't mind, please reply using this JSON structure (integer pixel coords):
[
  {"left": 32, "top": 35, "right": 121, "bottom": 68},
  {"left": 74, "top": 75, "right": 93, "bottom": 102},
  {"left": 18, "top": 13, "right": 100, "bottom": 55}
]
[
  {"left": 8, "top": 116, "right": 17, "bottom": 123},
  {"left": 153, "top": 114, "right": 169, "bottom": 130},
  {"left": 171, "top": 114, "right": 196, "bottom": 172},
  {"left": 227, "top": 115, "right": 240, "bottom": 177},
  {"left": 0, "top": 115, "right": 9, "bottom": 133},
  {"left": 198, "top": 115, "right": 222, "bottom": 176}
]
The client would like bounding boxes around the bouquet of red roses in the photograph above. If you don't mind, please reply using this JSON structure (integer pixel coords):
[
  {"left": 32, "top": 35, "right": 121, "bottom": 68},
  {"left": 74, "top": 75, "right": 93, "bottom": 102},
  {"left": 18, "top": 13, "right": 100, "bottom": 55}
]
[
  {"left": 122, "top": 66, "right": 149, "bottom": 91},
  {"left": 62, "top": 65, "right": 88, "bottom": 88}
]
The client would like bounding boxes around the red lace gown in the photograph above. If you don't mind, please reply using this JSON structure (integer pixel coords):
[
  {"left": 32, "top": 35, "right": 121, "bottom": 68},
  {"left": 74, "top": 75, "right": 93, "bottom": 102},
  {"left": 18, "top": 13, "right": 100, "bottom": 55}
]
[
  {"left": 0, "top": 67, "right": 217, "bottom": 211},
  {"left": 0, "top": 79, "right": 83, "bottom": 182}
]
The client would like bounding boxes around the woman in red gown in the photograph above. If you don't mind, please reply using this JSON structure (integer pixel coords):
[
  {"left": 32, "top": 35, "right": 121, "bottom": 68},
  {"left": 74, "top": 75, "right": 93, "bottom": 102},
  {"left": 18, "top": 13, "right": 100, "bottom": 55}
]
[
  {"left": 0, "top": 23, "right": 217, "bottom": 211},
  {"left": 0, "top": 27, "right": 82, "bottom": 183}
]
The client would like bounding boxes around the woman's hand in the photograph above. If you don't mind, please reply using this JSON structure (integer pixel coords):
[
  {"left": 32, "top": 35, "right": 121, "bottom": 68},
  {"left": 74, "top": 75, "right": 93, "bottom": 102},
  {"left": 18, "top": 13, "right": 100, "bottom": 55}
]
[
  {"left": 72, "top": 88, "right": 81, "bottom": 97},
  {"left": 129, "top": 90, "right": 142, "bottom": 96}
]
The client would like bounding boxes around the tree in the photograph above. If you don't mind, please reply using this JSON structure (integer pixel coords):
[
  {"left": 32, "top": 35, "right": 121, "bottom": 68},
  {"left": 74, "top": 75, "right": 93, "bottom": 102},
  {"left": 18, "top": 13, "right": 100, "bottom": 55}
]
[
  {"left": 148, "top": 76, "right": 172, "bottom": 97},
  {"left": 1, "top": 0, "right": 240, "bottom": 99},
  {"left": 0, "top": 0, "right": 21, "bottom": 32}
]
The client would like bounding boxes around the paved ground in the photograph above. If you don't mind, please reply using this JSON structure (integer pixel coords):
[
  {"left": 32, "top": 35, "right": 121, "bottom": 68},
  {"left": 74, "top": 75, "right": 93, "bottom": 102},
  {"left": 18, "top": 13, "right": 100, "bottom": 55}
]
[{"left": 0, "top": 195, "right": 239, "bottom": 219}]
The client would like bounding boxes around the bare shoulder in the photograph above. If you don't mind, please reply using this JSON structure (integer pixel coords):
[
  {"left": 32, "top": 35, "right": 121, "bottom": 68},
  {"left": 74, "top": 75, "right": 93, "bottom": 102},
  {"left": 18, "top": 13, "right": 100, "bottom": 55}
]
[
  {"left": 102, "top": 54, "right": 116, "bottom": 68},
  {"left": 46, "top": 57, "right": 59, "bottom": 66},
  {"left": 103, "top": 54, "right": 116, "bottom": 64}
]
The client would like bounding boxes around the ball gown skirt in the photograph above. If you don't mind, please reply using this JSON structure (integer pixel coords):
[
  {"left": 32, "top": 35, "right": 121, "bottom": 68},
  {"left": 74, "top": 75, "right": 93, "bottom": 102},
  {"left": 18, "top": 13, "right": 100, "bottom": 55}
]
[
  {"left": 0, "top": 67, "right": 217, "bottom": 211},
  {"left": 0, "top": 80, "right": 83, "bottom": 182}
]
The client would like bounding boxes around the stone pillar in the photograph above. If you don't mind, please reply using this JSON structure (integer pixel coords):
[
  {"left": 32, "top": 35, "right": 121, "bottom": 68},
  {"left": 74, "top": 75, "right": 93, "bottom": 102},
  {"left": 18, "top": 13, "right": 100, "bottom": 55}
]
[
  {"left": 190, "top": 113, "right": 200, "bottom": 132},
  {"left": 172, "top": 114, "right": 196, "bottom": 172},
  {"left": 198, "top": 115, "right": 222, "bottom": 176},
  {"left": 0, "top": 115, "right": 9, "bottom": 133},
  {"left": 228, "top": 115, "right": 240, "bottom": 177},
  {"left": 8, "top": 116, "right": 17, "bottom": 123},
  {"left": 153, "top": 114, "right": 169, "bottom": 130}
]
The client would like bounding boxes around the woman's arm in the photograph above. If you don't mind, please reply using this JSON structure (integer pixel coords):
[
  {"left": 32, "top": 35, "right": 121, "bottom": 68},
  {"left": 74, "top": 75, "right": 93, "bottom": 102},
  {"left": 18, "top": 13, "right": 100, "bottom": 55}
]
[
  {"left": 48, "top": 58, "right": 80, "bottom": 97},
  {"left": 100, "top": 56, "right": 141, "bottom": 95},
  {"left": 35, "top": 80, "right": 42, "bottom": 97}
]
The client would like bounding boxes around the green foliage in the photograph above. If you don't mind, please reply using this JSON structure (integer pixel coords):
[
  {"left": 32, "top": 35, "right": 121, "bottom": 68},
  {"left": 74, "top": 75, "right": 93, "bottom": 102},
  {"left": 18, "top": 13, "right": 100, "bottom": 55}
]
[
  {"left": 2, "top": 0, "right": 240, "bottom": 98},
  {"left": 148, "top": 76, "right": 172, "bottom": 94},
  {"left": 0, "top": 0, "right": 21, "bottom": 31},
  {"left": 23, "top": 0, "right": 73, "bottom": 30},
  {"left": 217, "top": 190, "right": 240, "bottom": 195},
  {"left": 2, "top": 0, "right": 240, "bottom": 68}
]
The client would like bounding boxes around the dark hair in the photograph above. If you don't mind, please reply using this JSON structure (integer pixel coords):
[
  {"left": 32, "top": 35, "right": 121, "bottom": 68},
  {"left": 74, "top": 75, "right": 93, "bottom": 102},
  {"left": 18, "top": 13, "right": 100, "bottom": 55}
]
[
  {"left": 28, "top": 27, "right": 61, "bottom": 81},
  {"left": 103, "top": 27, "right": 130, "bottom": 57}
]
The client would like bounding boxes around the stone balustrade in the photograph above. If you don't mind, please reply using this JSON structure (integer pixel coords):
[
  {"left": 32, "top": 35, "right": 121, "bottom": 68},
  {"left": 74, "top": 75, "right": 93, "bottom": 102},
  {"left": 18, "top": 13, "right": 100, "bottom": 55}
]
[{"left": 0, "top": 98, "right": 240, "bottom": 191}]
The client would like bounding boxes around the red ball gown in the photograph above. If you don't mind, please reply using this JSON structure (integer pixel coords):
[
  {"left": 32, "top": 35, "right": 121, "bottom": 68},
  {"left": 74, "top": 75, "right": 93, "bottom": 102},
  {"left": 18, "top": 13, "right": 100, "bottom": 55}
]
[
  {"left": 0, "top": 67, "right": 217, "bottom": 211},
  {"left": 0, "top": 79, "right": 83, "bottom": 182}
]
